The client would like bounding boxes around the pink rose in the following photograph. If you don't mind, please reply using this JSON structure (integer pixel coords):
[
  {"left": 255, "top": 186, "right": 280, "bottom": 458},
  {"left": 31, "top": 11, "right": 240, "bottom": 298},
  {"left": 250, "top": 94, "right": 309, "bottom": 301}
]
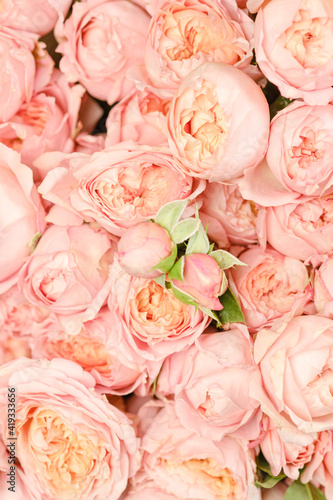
[
  {"left": 171, "top": 253, "right": 227, "bottom": 311},
  {"left": 106, "top": 89, "right": 170, "bottom": 147},
  {"left": 17, "top": 224, "right": 114, "bottom": 327},
  {"left": 157, "top": 326, "right": 262, "bottom": 441},
  {"left": 123, "top": 485, "right": 179, "bottom": 500},
  {"left": 0, "top": 69, "right": 84, "bottom": 169},
  {"left": 265, "top": 194, "right": 333, "bottom": 263},
  {"left": 0, "top": 145, "right": 45, "bottom": 294},
  {"left": 230, "top": 246, "right": 313, "bottom": 330},
  {"left": 0, "top": 332, "right": 31, "bottom": 366},
  {"left": 254, "top": 0, "right": 333, "bottom": 105},
  {"left": 0, "top": 358, "right": 139, "bottom": 500},
  {"left": 253, "top": 315, "right": 333, "bottom": 442},
  {"left": 261, "top": 483, "right": 287, "bottom": 500},
  {"left": 145, "top": 0, "right": 254, "bottom": 92},
  {"left": 75, "top": 132, "right": 106, "bottom": 154},
  {"left": 30, "top": 307, "right": 150, "bottom": 394},
  {"left": 131, "top": 0, "right": 160, "bottom": 16},
  {"left": 167, "top": 62, "right": 270, "bottom": 182},
  {"left": 108, "top": 259, "right": 210, "bottom": 366},
  {"left": 311, "top": 440, "right": 333, "bottom": 500},
  {"left": 0, "top": 0, "right": 72, "bottom": 36},
  {"left": 135, "top": 400, "right": 260, "bottom": 499},
  {"left": 314, "top": 259, "right": 333, "bottom": 317},
  {"left": 56, "top": 0, "right": 150, "bottom": 104},
  {"left": 118, "top": 222, "right": 175, "bottom": 279},
  {"left": 38, "top": 143, "right": 205, "bottom": 237}
]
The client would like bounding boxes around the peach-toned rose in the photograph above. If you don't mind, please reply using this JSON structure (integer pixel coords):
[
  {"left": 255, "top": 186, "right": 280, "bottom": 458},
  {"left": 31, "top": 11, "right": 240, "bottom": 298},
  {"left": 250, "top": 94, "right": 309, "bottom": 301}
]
[
  {"left": 122, "top": 485, "right": 180, "bottom": 500},
  {"left": 135, "top": 400, "right": 260, "bottom": 499},
  {"left": 0, "top": 69, "right": 84, "bottom": 169},
  {"left": 230, "top": 246, "right": 313, "bottom": 330},
  {"left": 108, "top": 259, "right": 210, "bottom": 367},
  {"left": 106, "top": 89, "right": 170, "bottom": 147},
  {"left": 0, "top": 145, "right": 45, "bottom": 294},
  {"left": 38, "top": 143, "right": 205, "bottom": 237},
  {"left": 157, "top": 326, "right": 262, "bottom": 441},
  {"left": 314, "top": 259, "right": 333, "bottom": 317},
  {"left": 145, "top": 0, "right": 254, "bottom": 93},
  {"left": 56, "top": 0, "right": 150, "bottom": 104},
  {"left": 254, "top": 0, "right": 333, "bottom": 105},
  {"left": 167, "top": 62, "right": 270, "bottom": 182},
  {"left": 0, "top": 332, "right": 31, "bottom": 366},
  {"left": 0, "top": 358, "right": 139, "bottom": 500}
]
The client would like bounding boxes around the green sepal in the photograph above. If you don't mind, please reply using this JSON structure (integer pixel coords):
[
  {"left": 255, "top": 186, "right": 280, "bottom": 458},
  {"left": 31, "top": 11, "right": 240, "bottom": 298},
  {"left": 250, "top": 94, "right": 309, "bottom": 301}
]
[
  {"left": 151, "top": 245, "right": 177, "bottom": 273},
  {"left": 153, "top": 274, "right": 166, "bottom": 288},
  {"left": 210, "top": 250, "right": 247, "bottom": 270},
  {"left": 170, "top": 218, "right": 201, "bottom": 244},
  {"left": 284, "top": 479, "right": 326, "bottom": 500},
  {"left": 255, "top": 453, "right": 286, "bottom": 490},
  {"left": 168, "top": 256, "right": 184, "bottom": 282},
  {"left": 29, "top": 232, "right": 42, "bottom": 254},
  {"left": 215, "top": 288, "right": 245, "bottom": 325},
  {"left": 170, "top": 281, "right": 198, "bottom": 307},
  {"left": 186, "top": 222, "right": 210, "bottom": 255},
  {"left": 255, "top": 476, "right": 285, "bottom": 489},
  {"left": 154, "top": 200, "right": 187, "bottom": 233}
]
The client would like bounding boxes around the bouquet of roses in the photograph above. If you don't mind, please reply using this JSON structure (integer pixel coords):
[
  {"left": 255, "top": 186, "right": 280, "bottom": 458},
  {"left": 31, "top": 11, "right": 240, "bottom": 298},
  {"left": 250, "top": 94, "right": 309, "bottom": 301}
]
[{"left": 0, "top": 0, "right": 333, "bottom": 499}]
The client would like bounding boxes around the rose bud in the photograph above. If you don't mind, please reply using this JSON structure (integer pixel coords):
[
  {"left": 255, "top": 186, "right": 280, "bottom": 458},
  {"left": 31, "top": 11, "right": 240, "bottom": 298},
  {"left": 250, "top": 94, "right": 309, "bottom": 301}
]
[
  {"left": 170, "top": 253, "right": 227, "bottom": 311},
  {"left": 117, "top": 221, "right": 176, "bottom": 279}
]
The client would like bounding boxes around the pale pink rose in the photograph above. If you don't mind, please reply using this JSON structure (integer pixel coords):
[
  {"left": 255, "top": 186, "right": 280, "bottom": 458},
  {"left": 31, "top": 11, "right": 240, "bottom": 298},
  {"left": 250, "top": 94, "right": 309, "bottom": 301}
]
[
  {"left": 17, "top": 224, "right": 114, "bottom": 325},
  {"left": 0, "top": 358, "right": 139, "bottom": 500},
  {"left": 75, "top": 132, "right": 106, "bottom": 154},
  {"left": 118, "top": 222, "right": 175, "bottom": 279},
  {"left": 0, "top": 469, "right": 34, "bottom": 500},
  {"left": 261, "top": 482, "right": 287, "bottom": 500},
  {"left": 0, "top": 332, "right": 31, "bottom": 366},
  {"left": 253, "top": 315, "right": 333, "bottom": 441},
  {"left": 56, "top": 0, "right": 150, "bottom": 104},
  {"left": 311, "top": 440, "right": 333, "bottom": 500},
  {"left": 131, "top": 0, "right": 160, "bottom": 16},
  {"left": 199, "top": 182, "right": 261, "bottom": 246},
  {"left": 230, "top": 246, "right": 313, "bottom": 330},
  {"left": 172, "top": 253, "right": 226, "bottom": 311},
  {"left": 38, "top": 143, "right": 206, "bottom": 237},
  {"left": 30, "top": 307, "right": 150, "bottom": 394},
  {"left": 167, "top": 62, "right": 270, "bottom": 182},
  {"left": 106, "top": 89, "right": 170, "bottom": 147},
  {"left": 145, "top": 0, "right": 254, "bottom": 93},
  {"left": 265, "top": 194, "right": 333, "bottom": 263},
  {"left": 0, "top": 69, "right": 84, "bottom": 169},
  {"left": 314, "top": 259, "right": 333, "bottom": 317},
  {"left": 108, "top": 259, "right": 210, "bottom": 367},
  {"left": 254, "top": 0, "right": 333, "bottom": 105},
  {"left": 135, "top": 400, "right": 261, "bottom": 499},
  {"left": 0, "top": 0, "right": 72, "bottom": 36},
  {"left": 122, "top": 485, "right": 180, "bottom": 500},
  {"left": 0, "top": 145, "right": 45, "bottom": 294},
  {"left": 157, "top": 326, "right": 262, "bottom": 441}
]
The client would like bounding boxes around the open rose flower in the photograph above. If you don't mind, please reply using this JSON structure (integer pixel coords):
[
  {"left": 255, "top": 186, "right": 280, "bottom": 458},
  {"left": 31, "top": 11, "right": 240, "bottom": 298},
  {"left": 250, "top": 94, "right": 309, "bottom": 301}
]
[
  {"left": 0, "top": 358, "right": 139, "bottom": 500},
  {"left": 56, "top": 0, "right": 150, "bottom": 104},
  {"left": 157, "top": 326, "right": 262, "bottom": 441},
  {"left": 38, "top": 143, "right": 205, "bottom": 237},
  {"left": 134, "top": 400, "right": 260, "bottom": 500},
  {"left": 0, "top": 145, "right": 45, "bottom": 294},
  {"left": 0, "top": 69, "right": 84, "bottom": 169},
  {"left": 123, "top": 485, "right": 180, "bottom": 500},
  {"left": 253, "top": 315, "right": 333, "bottom": 443},
  {"left": 314, "top": 259, "right": 333, "bottom": 317},
  {"left": 107, "top": 259, "right": 210, "bottom": 367},
  {"left": 145, "top": 0, "right": 254, "bottom": 93},
  {"left": 311, "top": 438, "right": 333, "bottom": 500},
  {"left": 230, "top": 246, "right": 313, "bottom": 330},
  {"left": 106, "top": 89, "right": 170, "bottom": 147},
  {"left": 167, "top": 62, "right": 270, "bottom": 182},
  {"left": 254, "top": 0, "right": 333, "bottom": 105},
  {"left": 0, "top": 0, "right": 72, "bottom": 36}
]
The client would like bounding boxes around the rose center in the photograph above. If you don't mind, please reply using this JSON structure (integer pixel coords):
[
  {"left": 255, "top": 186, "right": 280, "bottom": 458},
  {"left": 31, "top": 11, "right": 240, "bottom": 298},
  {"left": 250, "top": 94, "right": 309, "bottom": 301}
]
[{"left": 291, "top": 130, "right": 324, "bottom": 170}]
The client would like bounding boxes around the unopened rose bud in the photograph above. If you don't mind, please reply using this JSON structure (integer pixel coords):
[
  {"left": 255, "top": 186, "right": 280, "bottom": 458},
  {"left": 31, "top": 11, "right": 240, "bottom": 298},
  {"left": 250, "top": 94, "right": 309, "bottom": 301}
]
[
  {"left": 172, "top": 253, "right": 227, "bottom": 311},
  {"left": 117, "top": 221, "right": 175, "bottom": 278}
]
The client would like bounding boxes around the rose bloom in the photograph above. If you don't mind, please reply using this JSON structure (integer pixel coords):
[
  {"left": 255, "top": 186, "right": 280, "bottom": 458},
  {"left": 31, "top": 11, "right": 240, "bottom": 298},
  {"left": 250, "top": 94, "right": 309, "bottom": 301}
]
[
  {"left": 261, "top": 483, "right": 287, "bottom": 500},
  {"left": 0, "top": 468, "right": 34, "bottom": 500},
  {"left": 314, "top": 259, "right": 333, "bottom": 317},
  {"left": 167, "top": 62, "right": 270, "bottom": 182},
  {"left": 157, "top": 326, "right": 262, "bottom": 441},
  {"left": 0, "top": 69, "right": 85, "bottom": 169},
  {"left": 0, "top": 0, "right": 72, "bottom": 36},
  {"left": 145, "top": 0, "right": 254, "bottom": 92},
  {"left": 134, "top": 400, "right": 260, "bottom": 500},
  {"left": 230, "top": 246, "right": 313, "bottom": 330},
  {"left": 254, "top": 0, "right": 333, "bottom": 105},
  {"left": 38, "top": 143, "right": 205, "bottom": 237},
  {"left": 265, "top": 194, "right": 333, "bottom": 263},
  {"left": 253, "top": 315, "right": 333, "bottom": 443},
  {"left": 0, "top": 145, "right": 45, "bottom": 294},
  {"left": 75, "top": 132, "right": 106, "bottom": 154},
  {"left": 56, "top": 0, "right": 150, "bottom": 104},
  {"left": 106, "top": 89, "right": 170, "bottom": 147},
  {"left": 108, "top": 259, "right": 210, "bottom": 367},
  {"left": 311, "top": 437, "right": 333, "bottom": 500},
  {"left": 0, "top": 332, "right": 31, "bottom": 366},
  {"left": 122, "top": 484, "right": 180, "bottom": 500},
  {"left": 30, "top": 306, "right": 151, "bottom": 395},
  {"left": 17, "top": 224, "right": 114, "bottom": 328},
  {"left": 0, "top": 358, "right": 139, "bottom": 500}
]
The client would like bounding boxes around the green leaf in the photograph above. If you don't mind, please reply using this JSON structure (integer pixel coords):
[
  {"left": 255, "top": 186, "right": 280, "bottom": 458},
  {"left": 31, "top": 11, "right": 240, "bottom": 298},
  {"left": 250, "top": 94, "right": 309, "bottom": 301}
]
[
  {"left": 168, "top": 257, "right": 184, "bottom": 282},
  {"left": 255, "top": 476, "right": 284, "bottom": 489},
  {"left": 270, "top": 95, "right": 294, "bottom": 120},
  {"left": 29, "top": 232, "right": 42, "bottom": 254},
  {"left": 152, "top": 245, "right": 177, "bottom": 273},
  {"left": 284, "top": 480, "right": 326, "bottom": 500},
  {"left": 210, "top": 250, "right": 247, "bottom": 270},
  {"left": 306, "top": 483, "right": 326, "bottom": 500},
  {"left": 154, "top": 200, "right": 187, "bottom": 232},
  {"left": 186, "top": 222, "right": 209, "bottom": 255},
  {"left": 215, "top": 288, "right": 245, "bottom": 324},
  {"left": 256, "top": 453, "right": 274, "bottom": 475},
  {"left": 170, "top": 218, "right": 201, "bottom": 244},
  {"left": 153, "top": 274, "right": 166, "bottom": 288}
]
